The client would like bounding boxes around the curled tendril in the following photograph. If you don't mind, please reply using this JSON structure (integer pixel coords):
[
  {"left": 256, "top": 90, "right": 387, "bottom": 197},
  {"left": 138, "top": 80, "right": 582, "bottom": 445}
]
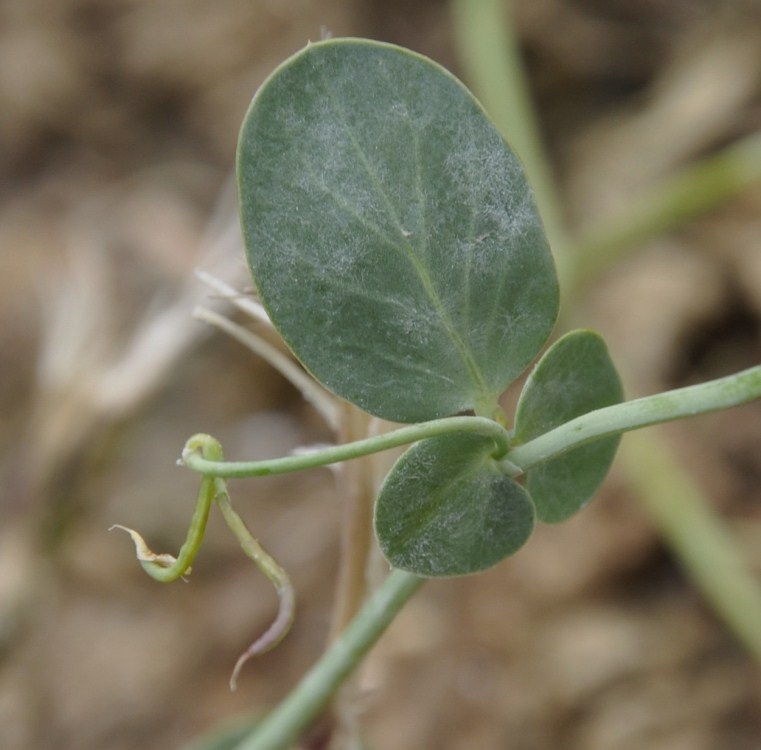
[
  {"left": 210, "top": 473, "right": 295, "bottom": 690},
  {"left": 112, "top": 433, "right": 295, "bottom": 690}
]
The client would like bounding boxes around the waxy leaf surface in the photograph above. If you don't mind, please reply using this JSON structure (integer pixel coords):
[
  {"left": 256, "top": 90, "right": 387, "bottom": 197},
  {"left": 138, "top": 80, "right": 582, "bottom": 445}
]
[
  {"left": 238, "top": 38, "right": 558, "bottom": 422},
  {"left": 514, "top": 330, "right": 623, "bottom": 522},
  {"left": 375, "top": 433, "right": 535, "bottom": 576}
]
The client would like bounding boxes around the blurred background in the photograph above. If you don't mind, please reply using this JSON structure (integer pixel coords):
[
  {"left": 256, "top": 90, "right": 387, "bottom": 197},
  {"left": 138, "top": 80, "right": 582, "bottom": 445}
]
[{"left": 1, "top": 1, "right": 761, "bottom": 748}]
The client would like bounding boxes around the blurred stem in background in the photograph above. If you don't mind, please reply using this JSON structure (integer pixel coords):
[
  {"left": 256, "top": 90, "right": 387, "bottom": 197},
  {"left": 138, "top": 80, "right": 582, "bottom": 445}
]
[
  {"left": 567, "top": 130, "right": 761, "bottom": 296},
  {"left": 452, "top": 0, "right": 761, "bottom": 665},
  {"left": 450, "top": 0, "right": 569, "bottom": 265}
]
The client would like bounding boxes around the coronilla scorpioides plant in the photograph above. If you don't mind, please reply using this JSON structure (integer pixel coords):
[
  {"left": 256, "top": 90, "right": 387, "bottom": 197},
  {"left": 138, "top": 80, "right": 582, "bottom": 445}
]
[{"left": 114, "top": 38, "right": 761, "bottom": 750}]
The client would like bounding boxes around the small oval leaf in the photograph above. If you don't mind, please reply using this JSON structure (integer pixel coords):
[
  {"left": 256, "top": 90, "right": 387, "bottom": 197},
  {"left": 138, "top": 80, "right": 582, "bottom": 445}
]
[
  {"left": 514, "top": 329, "right": 624, "bottom": 523},
  {"left": 238, "top": 38, "right": 558, "bottom": 422},
  {"left": 374, "top": 433, "right": 535, "bottom": 576}
]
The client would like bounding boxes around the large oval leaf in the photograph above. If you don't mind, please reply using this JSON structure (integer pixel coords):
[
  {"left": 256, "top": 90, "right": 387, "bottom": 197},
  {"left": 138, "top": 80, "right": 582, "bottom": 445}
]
[
  {"left": 513, "top": 330, "right": 624, "bottom": 523},
  {"left": 238, "top": 38, "right": 558, "bottom": 422},
  {"left": 374, "top": 433, "right": 535, "bottom": 576}
]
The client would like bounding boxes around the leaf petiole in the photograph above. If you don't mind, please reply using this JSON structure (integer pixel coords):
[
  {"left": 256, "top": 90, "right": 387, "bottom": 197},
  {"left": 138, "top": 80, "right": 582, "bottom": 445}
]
[{"left": 180, "top": 416, "right": 511, "bottom": 479}]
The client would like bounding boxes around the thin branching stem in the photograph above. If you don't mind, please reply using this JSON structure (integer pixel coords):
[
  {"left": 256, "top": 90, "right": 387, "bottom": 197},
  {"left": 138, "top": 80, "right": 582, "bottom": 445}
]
[{"left": 181, "top": 367, "right": 761, "bottom": 484}]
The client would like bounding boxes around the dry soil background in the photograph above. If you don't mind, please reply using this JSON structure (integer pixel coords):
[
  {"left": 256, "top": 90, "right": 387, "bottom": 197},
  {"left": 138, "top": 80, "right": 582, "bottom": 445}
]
[{"left": 1, "top": 1, "right": 761, "bottom": 749}]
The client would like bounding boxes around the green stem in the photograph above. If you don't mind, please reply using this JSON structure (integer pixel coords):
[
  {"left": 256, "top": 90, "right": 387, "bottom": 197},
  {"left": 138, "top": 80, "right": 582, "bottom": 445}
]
[
  {"left": 507, "top": 365, "right": 761, "bottom": 470},
  {"left": 181, "top": 367, "right": 761, "bottom": 486},
  {"left": 181, "top": 417, "right": 510, "bottom": 478},
  {"left": 567, "top": 130, "right": 761, "bottom": 294},
  {"left": 232, "top": 569, "right": 424, "bottom": 750}
]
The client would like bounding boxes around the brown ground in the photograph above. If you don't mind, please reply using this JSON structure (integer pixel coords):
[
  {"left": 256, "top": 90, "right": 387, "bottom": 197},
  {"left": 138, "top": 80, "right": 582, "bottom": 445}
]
[{"left": 1, "top": 1, "right": 761, "bottom": 749}]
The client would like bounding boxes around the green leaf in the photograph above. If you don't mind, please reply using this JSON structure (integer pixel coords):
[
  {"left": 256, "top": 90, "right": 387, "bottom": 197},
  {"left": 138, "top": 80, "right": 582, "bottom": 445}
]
[
  {"left": 374, "top": 433, "right": 535, "bottom": 576},
  {"left": 513, "top": 330, "right": 624, "bottom": 522},
  {"left": 238, "top": 38, "right": 558, "bottom": 422}
]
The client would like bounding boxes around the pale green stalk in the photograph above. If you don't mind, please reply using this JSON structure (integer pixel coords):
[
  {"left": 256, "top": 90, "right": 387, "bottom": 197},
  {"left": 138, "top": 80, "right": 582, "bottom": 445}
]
[{"left": 506, "top": 365, "right": 761, "bottom": 470}]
